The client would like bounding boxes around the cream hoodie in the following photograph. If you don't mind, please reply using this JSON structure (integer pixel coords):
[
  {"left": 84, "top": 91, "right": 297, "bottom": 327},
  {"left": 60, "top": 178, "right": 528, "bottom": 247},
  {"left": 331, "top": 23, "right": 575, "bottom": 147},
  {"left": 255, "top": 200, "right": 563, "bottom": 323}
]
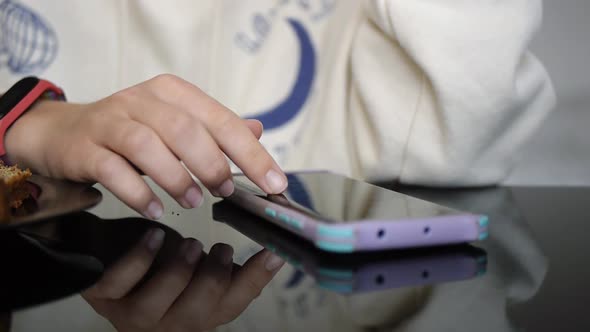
[{"left": 0, "top": 0, "right": 555, "bottom": 185}]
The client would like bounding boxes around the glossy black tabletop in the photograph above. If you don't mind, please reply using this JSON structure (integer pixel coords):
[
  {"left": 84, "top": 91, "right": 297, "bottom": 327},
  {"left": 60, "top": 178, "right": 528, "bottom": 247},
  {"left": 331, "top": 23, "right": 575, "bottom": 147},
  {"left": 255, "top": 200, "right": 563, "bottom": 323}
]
[{"left": 1, "top": 181, "right": 589, "bottom": 331}]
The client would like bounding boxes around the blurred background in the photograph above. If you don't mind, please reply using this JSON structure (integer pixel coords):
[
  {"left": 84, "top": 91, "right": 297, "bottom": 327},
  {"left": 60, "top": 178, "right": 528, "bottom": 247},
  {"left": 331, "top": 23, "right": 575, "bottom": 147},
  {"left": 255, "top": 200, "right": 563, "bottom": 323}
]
[
  {"left": 4, "top": 2, "right": 588, "bottom": 331},
  {"left": 506, "top": 0, "right": 590, "bottom": 186}
]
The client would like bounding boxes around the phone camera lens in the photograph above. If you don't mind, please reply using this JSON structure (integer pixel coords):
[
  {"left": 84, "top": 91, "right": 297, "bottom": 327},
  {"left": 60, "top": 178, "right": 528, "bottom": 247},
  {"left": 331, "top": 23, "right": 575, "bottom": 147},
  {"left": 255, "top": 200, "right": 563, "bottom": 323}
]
[
  {"left": 422, "top": 270, "right": 430, "bottom": 279},
  {"left": 375, "top": 274, "right": 385, "bottom": 285},
  {"left": 423, "top": 226, "right": 431, "bottom": 235},
  {"left": 377, "top": 229, "right": 385, "bottom": 238}
]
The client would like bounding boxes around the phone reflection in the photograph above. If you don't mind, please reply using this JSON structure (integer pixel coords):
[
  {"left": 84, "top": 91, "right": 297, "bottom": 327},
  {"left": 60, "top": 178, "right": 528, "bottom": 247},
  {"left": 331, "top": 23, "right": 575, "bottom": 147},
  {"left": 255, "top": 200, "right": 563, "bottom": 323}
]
[{"left": 1, "top": 212, "right": 283, "bottom": 331}]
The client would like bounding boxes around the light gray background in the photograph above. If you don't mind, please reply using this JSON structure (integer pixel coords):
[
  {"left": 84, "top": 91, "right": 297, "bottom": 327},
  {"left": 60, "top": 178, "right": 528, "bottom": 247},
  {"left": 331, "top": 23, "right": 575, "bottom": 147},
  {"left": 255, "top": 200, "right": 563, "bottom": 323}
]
[{"left": 506, "top": 0, "right": 590, "bottom": 186}]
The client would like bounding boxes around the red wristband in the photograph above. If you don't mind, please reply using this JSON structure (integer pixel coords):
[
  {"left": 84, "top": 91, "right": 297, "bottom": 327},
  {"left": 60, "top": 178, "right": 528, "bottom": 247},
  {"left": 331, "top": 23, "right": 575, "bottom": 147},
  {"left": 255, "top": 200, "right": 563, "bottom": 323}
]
[{"left": 0, "top": 77, "right": 65, "bottom": 159}]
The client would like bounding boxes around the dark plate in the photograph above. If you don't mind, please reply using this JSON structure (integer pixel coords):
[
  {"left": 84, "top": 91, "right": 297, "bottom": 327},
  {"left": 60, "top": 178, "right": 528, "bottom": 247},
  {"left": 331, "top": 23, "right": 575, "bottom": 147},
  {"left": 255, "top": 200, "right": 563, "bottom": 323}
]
[{"left": 0, "top": 175, "right": 102, "bottom": 229}]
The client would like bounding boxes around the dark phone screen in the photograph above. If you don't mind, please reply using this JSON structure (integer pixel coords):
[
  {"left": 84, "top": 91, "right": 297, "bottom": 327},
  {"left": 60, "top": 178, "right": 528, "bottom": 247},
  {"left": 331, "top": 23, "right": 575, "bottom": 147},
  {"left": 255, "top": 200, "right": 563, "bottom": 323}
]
[{"left": 234, "top": 172, "right": 467, "bottom": 223}]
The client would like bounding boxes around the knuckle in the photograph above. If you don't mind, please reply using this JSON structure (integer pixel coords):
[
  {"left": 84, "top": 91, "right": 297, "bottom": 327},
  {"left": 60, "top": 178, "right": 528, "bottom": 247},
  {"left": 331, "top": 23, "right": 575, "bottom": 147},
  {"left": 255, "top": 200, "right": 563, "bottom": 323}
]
[
  {"left": 211, "top": 112, "right": 237, "bottom": 134},
  {"left": 201, "top": 156, "right": 230, "bottom": 186},
  {"left": 93, "top": 153, "right": 121, "bottom": 183},
  {"left": 122, "top": 126, "right": 155, "bottom": 152},
  {"left": 111, "top": 88, "right": 137, "bottom": 103},
  {"left": 149, "top": 74, "right": 200, "bottom": 106},
  {"left": 201, "top": 275, "right": 229, "bottom": 299},
  {"left": 91, "top": 153, "right": 152, "bottom": 207},
  {"left": 107, "top": 89, "right": 139, "bottom": 115},
  {"left": 167, "top": 113, "right": 194, "bottom": 141},
  {"left": 151, "top": 73, "right": 184, "bottom": 89}
]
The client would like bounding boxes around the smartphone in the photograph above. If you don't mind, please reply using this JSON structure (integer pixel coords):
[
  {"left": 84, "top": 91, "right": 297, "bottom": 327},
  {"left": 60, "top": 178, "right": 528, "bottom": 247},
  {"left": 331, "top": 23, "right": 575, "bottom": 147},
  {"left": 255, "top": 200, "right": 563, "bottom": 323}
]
[
  {"left": 213, "top": 200, "right": 487, "bottom": 294},
  {"left": 226, "top": 171, "right": 489, "bottom": 253}
]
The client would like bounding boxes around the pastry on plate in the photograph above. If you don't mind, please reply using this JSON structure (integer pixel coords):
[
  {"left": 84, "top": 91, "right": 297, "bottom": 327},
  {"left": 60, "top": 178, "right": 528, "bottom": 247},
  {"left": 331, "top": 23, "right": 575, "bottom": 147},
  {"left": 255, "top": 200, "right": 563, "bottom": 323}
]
[{"left": 0, "top": 161, "right": 32, "bottom": 209}]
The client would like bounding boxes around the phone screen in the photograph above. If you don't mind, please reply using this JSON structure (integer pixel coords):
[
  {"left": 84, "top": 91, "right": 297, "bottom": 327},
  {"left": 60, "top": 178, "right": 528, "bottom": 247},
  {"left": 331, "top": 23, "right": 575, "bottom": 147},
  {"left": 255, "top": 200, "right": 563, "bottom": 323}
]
[{"left": 233, "top": 172, "right": 467, "bottom": 223}]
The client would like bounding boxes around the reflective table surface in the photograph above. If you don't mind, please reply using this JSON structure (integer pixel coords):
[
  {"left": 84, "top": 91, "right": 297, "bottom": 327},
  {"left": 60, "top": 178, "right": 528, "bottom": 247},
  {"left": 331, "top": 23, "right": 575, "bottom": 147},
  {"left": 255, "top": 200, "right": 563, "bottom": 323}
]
[{"left": 1, "top": 180, "right": 589, "bottom": 331}]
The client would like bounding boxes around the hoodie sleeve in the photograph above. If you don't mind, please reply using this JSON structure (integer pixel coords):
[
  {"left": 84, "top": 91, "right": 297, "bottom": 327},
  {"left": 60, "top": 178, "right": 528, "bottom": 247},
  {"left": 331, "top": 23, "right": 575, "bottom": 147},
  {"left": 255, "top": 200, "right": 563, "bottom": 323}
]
[{"left": 348, "top": 0, "right": 556, "bottom": 185}]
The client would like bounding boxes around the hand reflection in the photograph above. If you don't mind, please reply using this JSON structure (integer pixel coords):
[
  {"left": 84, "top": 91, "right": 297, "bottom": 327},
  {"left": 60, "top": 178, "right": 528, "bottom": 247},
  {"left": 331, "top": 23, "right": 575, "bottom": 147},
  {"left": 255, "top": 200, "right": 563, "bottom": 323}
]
[{"left": 82, "top": 228, "right": 285, "bottom": 331}]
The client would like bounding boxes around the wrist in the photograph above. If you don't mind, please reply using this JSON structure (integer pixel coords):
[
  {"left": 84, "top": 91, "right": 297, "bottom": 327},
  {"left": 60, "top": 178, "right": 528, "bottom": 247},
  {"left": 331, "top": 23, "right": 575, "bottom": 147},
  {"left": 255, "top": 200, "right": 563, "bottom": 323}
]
[{"left": 4, "top": 100, "right": 74, "bottom": 172}]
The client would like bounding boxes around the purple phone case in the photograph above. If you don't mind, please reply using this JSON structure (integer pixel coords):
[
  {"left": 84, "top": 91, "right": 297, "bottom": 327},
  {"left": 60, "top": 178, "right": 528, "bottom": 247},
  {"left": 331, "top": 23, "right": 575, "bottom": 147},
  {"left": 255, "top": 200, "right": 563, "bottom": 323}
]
[
  {"left": 228, "top": 181, "right": 488, "bottom": 253},
  {"left": 213, "top": 200, "right": 488, "bottom": 293}
]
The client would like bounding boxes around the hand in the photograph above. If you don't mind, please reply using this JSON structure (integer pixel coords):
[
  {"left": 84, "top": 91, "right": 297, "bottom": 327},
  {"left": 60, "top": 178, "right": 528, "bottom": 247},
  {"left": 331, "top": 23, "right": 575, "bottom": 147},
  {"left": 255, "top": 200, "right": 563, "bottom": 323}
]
[
  {"left": 5, "top": 74, "right": 288, "bottom": 219},
  {"left": 82, "top": 228, "right": 285, "bottom": 331}
]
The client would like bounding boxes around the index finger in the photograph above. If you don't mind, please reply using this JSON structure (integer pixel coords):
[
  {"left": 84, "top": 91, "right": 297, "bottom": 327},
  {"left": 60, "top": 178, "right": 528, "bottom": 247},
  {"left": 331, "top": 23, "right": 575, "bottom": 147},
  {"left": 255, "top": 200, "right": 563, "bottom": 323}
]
[{"left": 150, "top": 75, "right": 288, "bottom": 194}]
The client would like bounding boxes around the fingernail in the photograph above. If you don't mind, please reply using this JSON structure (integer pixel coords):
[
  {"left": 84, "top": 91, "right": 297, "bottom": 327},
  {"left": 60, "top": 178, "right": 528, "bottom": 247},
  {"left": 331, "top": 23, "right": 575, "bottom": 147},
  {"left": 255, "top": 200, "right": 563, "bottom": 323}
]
[
  {"left": 145, "top": 200, "right": 163, "bottom": 220},
  {"left": 145, "top": 228, "right": 165, "bottom": 252},
  {"left": 215, "top": 179, "right": 234, "bottom": 197},
  {"left": 264, "top": 252, "right": 285, "bottom": 271},
  {"left": 212, "top": 245, "right": 234, "bottom": 265},
  {"left": 180, "top": 239, "right": 203, "bottom": 264},
  {"left": 184, "top": 186, "right": 203, "bottom": 208},
  {"left": 265, "top": 169, "right": 287, "bottom": 193}
]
